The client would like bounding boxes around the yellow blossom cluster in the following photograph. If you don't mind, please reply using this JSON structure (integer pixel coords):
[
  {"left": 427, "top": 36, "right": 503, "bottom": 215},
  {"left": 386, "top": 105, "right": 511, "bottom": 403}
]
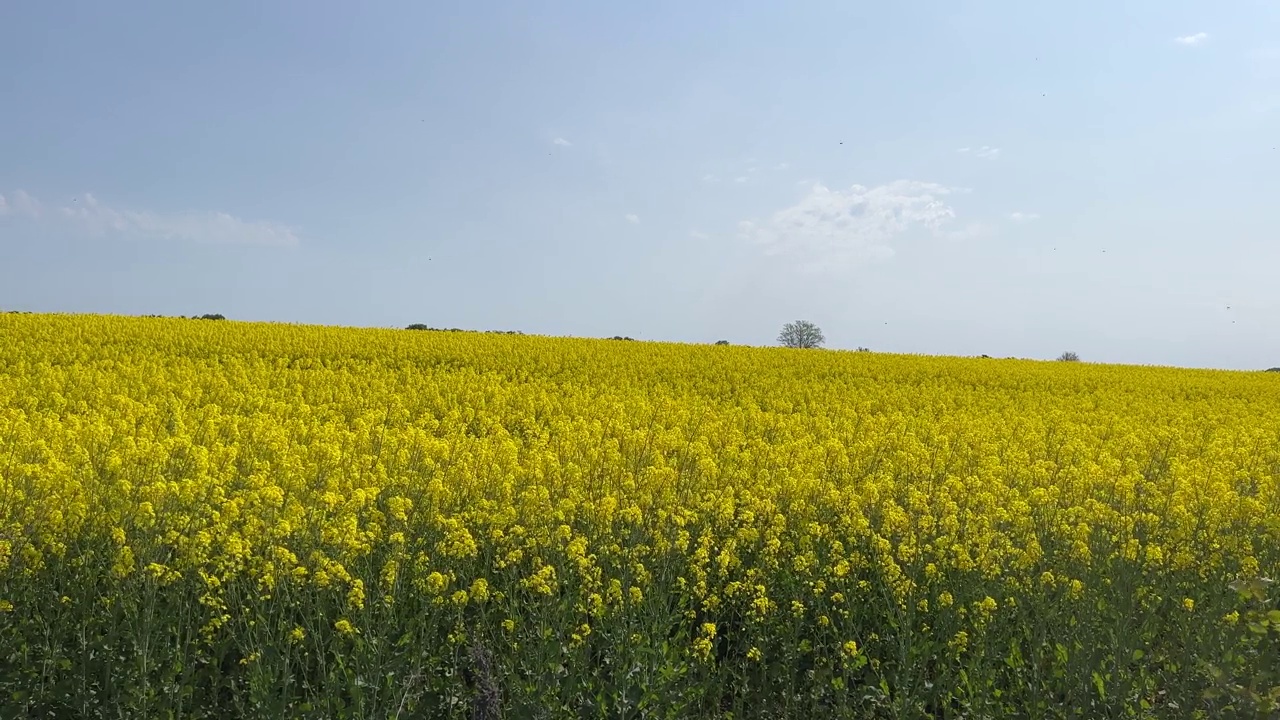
[{"left": 0, "top": 312, "right": 1278, "bottom": 716}]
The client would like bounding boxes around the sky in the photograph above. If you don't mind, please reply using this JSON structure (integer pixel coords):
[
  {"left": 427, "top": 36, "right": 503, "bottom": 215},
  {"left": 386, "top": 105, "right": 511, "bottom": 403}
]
[{"left": 2, "top": 1, "right": 1279, "bottom": 370}]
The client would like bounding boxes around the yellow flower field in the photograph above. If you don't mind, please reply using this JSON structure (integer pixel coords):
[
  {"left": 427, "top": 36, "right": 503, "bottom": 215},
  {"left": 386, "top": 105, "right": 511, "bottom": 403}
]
[{"left": 1, "top": 313, "right": 1278, "bottom": 718}]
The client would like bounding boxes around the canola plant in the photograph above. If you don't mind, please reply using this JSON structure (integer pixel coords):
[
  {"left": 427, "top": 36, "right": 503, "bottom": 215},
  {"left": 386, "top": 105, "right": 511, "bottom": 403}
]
[{"left": 0, "top": 313, "right": 1277, "bottom": 718}]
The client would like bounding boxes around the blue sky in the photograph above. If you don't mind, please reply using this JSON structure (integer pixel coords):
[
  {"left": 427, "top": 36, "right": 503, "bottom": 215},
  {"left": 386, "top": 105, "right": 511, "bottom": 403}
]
[{"left": 2, "top": 1, "right": 1278, "bottom": 369}]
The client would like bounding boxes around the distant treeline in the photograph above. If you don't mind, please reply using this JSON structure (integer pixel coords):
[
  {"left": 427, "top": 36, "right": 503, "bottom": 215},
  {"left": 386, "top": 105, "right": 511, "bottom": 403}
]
[
  {"left": 137, "top": 314, "right": 226, "bottom": 321},
  {"left": 406, "top": 324, "right": 523, "bottom": 335}
]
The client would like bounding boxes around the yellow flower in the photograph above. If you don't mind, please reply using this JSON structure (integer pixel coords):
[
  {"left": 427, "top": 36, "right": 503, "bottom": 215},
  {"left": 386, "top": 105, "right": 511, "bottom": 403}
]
[
  {"left": 422, "top": 571, "right": 448, "bottom": 596},
  {"left": 469, "top": 578, "right": 490, "bottom": 603},
  {"left": 570, "top": 622, "right": 592, "bottom": 649},
  {"left": 380, "top": 560, "right": 399, "bottom": 592},
  {"left": 1182, "top": 598, "right": 1195, "bottom": 612},
  {"left": 692, "top": 637, "right": 713, "bottom": 662},
  {"left": 289, "top": 626, "right": 306, "bottom": 643},
  {"left": 751, "top": 596, "right": 775, "bottom": 619},
  {"left": 111, "top": 546, "right": 135, "bottom": 578},
  {"left": 334, "top": 619, "right": 358, "bottom": 636},
  {"left": 347, "top": 579, "right": 366, "bottom": 610}
]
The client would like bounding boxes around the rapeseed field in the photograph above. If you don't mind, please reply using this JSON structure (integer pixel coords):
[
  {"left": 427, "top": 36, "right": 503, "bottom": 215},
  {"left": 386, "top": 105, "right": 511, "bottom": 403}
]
[{"left": 1, "top": 313, "right": 1277, "bottom": 718}]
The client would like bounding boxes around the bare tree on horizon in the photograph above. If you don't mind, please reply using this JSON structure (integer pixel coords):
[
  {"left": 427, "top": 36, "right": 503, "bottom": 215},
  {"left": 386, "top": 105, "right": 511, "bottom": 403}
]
[{"left": 778, "top": 320, "right": 825, "bottom": 349}]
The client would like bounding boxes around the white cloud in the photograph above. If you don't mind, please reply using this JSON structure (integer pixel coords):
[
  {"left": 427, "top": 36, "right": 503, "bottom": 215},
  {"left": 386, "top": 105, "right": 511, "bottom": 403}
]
[
  {"left": 774, "top": 162, "right": 790, "bottom": 171},
  {"left": 689, "top": 230, "right": 709, "bottom": 240},
  {"left": 1009, "top": 211, "right": 1041, "bottom": 223},
  {"left": 1176, "top": 32, "right": 1209, "bottom": 46},
  {"left": 739, "top": 180, "right": 960, "bottom": 270},
  {"left": 0, "top": 189, "right": 300, "bottom": 246},
  {"left": 552, "top": 137, "right": 572, "bottom": 147},
  {"left": 624, "top": 213, "right": 640, "bottom": 224},
  {"left": 702, "top": 174, "right": 719, "bottom": 183},
  {"left": 734, "top": 176, "right": 749, "bottom": 183},
  {"left": 958, "top": 146, "right": 1000, "bottom": 158},
  {"left": 956, "top": 147, "right": 971, "bottom": 153},
  {"left": 2, "top": 190, "right": 43, "bottom": 217}
]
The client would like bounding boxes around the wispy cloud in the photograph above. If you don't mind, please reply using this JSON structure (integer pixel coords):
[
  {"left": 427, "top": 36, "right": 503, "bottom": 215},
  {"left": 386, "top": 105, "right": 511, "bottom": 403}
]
[
  {"left": 624, "top": 213, "right": 640, "bottom": 224},
  {"left": 0, "top": 189, "right": 300, "bottom": 246},
  {"left": 1009, "top": 211, "right": 1041, "bottom": 223},
  {"left": 702, "top": 174, "right": 719, "bottom": 183},
  {"left": 1175, "top": 32, "right": 1209, "bottom": 47},
  {"left": 0, "top": 190, "right": 42, "bottom": 218},
  {"left": 733, "top": 176, "right": 749, "bottom": 183},
  {"left": 552, "top": 137, "right": 572, "bottom": 147},
  {"left": 739, "top": 180, "right": 960, "bottom": 270},
  {"left": 958, "top": 145, "right": 1000, "bottom": 158},
  {"left": 689, "top": 230, "right": 709, "bottom": 240}
]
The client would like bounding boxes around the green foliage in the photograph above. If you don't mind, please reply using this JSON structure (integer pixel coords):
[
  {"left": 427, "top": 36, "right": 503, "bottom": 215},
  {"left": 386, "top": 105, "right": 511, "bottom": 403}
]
[
  {"left": 2, "top": 541, "right": 1277, "bottom": 718},
  {"left": 1198, "top": 577, "right": 1280, "bottom": 717}
]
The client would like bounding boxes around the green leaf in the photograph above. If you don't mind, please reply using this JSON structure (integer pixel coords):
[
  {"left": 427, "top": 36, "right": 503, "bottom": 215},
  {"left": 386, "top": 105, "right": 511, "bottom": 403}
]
[
  {"left": 1092, "top": 672, "right": 1106, "bottom": 700},
  {"left": 1228, "top": 577, "right": 1274, "bottom": 601},
  {"left": 1131, "top": 649, "right": 1145, "bottom": 662}
]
